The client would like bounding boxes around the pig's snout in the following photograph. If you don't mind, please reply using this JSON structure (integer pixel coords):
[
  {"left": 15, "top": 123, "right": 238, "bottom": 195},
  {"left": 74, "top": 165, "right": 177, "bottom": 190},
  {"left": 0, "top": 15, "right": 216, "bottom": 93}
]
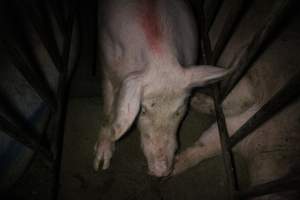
[{"left": 148, "top": 159, "right": 172, "bottom": 177}]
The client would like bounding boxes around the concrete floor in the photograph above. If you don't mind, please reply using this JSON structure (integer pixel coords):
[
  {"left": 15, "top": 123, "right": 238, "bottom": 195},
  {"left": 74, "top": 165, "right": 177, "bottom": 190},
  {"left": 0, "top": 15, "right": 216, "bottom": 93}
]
[{"left": 60, "top": 97, "right": 249, "bottom": 200}]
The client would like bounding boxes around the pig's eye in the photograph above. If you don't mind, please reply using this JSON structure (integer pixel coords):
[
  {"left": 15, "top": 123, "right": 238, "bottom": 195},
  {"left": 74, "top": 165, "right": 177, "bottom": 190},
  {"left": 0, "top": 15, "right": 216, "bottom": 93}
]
[
  {"left": 141, "top": 105, "right": 147, "bottom": 115},
  {"left": 175, "top": 111, "right": 180, "bottom": 117}
]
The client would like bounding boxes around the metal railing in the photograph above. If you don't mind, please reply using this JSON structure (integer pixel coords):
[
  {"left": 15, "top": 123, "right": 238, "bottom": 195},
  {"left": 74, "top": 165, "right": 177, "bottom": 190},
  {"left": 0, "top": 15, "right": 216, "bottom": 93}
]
[
  {"left": 0, "top": 0, "right": 80, "bottom": 198},
  {"left": 199, "top": 0, "right": 300, "bottom": 199},
  {"left": 1, "top": 0, "right": 299, "bottom": 199}
]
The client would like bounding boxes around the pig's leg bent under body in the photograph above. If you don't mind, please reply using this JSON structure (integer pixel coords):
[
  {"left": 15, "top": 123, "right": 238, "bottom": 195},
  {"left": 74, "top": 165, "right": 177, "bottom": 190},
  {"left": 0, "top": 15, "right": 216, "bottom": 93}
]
[
  {"left": 94, "top": 78, "right": 115, "bottom": 171},
  {"left": 173, "top": 104, "right": 259, "bottom": 175}
]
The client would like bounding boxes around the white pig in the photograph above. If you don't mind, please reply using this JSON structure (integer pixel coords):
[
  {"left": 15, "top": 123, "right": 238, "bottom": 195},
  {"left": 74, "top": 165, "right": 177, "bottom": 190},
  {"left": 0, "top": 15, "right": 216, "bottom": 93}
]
[{"left": 93, "top": 0, "right": 236, "bottom": 177}]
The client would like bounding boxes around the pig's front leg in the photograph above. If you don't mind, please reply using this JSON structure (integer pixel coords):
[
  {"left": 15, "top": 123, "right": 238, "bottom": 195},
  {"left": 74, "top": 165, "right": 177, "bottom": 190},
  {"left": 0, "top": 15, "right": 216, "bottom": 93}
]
[
  {"left": 173, "top": 123, "right": 221, "bottom": 175},
  {"left": 94, "top": 78, "right": 116, "bottom": 170},
  {"left": 94, "top": 73, "right": 143, "bottom": 171},
  {"left": 94, "top": 126, "right": 116, "bottom": 170},
  {"left": 173, "top": 105, "right": 259, "bottom": 175}
]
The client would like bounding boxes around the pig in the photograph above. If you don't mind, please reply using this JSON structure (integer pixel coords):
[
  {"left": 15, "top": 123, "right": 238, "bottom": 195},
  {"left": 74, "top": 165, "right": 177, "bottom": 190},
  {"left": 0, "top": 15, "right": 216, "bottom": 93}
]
[
  {"left": 171, "top": 0, "right": 300, "bottom": 198},
  {"left": 173, "top": 69, "right": 300, "bottom": 199},
  {"left": 93, "top": 0, "right": 236, "bottom": 177}
]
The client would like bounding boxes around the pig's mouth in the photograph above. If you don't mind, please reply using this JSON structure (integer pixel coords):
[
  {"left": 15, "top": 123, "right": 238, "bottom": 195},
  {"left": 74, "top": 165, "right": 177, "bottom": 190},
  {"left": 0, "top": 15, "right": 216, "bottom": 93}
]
[
  {"left": 147, "top": 159, "right": 174, "bottom": 177},
  {"left": 148, "top": 168, "right": 172, "bottom": 177}
]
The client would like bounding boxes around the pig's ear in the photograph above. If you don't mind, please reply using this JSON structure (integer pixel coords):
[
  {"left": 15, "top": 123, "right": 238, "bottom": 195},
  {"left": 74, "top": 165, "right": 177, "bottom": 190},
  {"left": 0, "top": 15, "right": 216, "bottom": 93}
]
[
  {"left": 184, "top": 65, "right": 235, "bottom": 89},
  {"left": 111, "top": 73, "right": 143, "bottom": 140}
]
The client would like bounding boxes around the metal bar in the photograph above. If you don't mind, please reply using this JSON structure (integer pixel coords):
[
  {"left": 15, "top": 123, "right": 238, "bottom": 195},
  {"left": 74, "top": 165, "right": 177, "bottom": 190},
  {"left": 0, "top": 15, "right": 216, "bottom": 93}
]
[
  {"left": 17, "top": 0, "right": 63, "bottom": 73},
  {"left": 200, "top": 2, "right": 213, "bottom": 65},
  {"left": 37, "top": 1, "right": 64, "bottom": 68},
  {"left": 229, "top": 71, "right": 300, "bottom": 148},
  {"left": 220, "top": 0, "right": 291, "bottom": 100},
  {"left": 0, "top": 115, "right": 53, "bottom": 162},
  {"left": 0, "top": 91, "right": 37, "bottom": 138},
  {"left": 205, "top": 0, "right": 224, "bottom": 30},
  {"left": 213, "top": 86, "right": 239, "bottom": 199},
  {"left": 92, "top": 0, "right": 98, "bottom": 76},
  {"left": 211, "top": 0, "right": 245, "bottom": 65},
  {"left": 200, "top": 2, "right": 239, "bottom": 198},
  {"left": 0, "top": 39, "right": 58, "bottom": 112},
  {"left": 0, "top": 90, "right": 54, "bottom": 163},
  {"left": 236, "top": 174, "right": 300, "bottom": 199},
  {"left": 48, "top": 0, "right": 67, "bottom": 35},
  {"left": 52, "top": 2, "right": 79, "bottom": 199},
  {"left": 185, "top": 0, "right": 204, "bottom": 65}
]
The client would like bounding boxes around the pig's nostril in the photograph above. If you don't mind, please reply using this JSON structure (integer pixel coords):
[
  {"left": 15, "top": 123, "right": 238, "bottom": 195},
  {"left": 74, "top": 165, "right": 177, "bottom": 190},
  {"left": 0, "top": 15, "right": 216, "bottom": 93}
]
[{"left": 148, "top": 164, "right": 171, "bottom": 177}]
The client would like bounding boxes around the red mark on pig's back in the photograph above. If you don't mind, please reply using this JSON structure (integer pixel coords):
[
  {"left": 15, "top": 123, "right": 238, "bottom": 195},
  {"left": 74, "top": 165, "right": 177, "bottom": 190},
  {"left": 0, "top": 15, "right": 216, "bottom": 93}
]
[{"left": 139, "top": 0, "right": 163, "bottom": 54}]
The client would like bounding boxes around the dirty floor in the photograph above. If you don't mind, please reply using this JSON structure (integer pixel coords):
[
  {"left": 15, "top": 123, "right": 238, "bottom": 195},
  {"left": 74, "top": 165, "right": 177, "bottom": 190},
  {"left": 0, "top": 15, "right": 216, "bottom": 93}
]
[{"left": 60, "top": 97, "right": 249, "bottom": 200}]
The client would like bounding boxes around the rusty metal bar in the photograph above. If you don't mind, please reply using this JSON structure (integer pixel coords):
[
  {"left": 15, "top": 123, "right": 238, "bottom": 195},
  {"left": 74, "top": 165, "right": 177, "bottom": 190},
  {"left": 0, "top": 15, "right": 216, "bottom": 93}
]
[
  {"left": 0, "top": 39, "right": 58, "bottom": 111},
  {"left": 236, "top": 174, "right": 300, "bottom": 199},
  {"left": 229, "top": 71, "right": 300, "bottom": 148},
  {"left": 220, "top": 0, "right": 291, "bottom": 100},
  {"left": 211, "top": 0, "right": 245, "bottom": 65}
]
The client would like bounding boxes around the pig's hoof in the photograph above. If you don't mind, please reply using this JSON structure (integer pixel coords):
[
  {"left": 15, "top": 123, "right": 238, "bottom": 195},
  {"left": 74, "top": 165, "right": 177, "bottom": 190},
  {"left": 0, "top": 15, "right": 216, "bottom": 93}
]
[{"left": 93, "top": 135, "right": 115, "bottom": 171}]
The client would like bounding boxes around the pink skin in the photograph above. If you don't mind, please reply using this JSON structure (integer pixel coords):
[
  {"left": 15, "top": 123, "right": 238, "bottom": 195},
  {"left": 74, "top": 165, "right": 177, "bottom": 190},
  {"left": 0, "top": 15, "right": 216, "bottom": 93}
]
[
  {"left": 94, "top": 0, "right": 236, "bottom": 177},
  {"left": 139, "top": 0, "right": 163, "bottom": 54}
]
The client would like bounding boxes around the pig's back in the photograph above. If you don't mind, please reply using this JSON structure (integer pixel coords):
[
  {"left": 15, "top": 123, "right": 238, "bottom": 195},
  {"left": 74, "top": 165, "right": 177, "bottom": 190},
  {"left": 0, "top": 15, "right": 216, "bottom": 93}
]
[{"left": 98, "top": 0, "right": 199, "bottom": 82}]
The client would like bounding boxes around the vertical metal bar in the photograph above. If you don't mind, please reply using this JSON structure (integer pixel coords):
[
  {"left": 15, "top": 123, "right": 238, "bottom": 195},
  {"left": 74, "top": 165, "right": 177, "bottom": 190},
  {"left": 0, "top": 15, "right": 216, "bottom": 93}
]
[
  {"left": 200, "top": 2, "right": 213, "bottom": 65},
  {"left": 229, "top": 71, "right": 300, "bottom": 148},
  {"left": 186, "top": 0, "right": 204, "bottom": 65},
  {"left": 211, "top": 0, "right": 245, "bottom": 65},
  {"left": 200, "top": 2, "right": 239, "bottom": 198},
  {"left": 213, "top": 86, "right": 239, "bottom": 199},
  {"left": 92, "top": 0, "right": 98, "bottom": 76},
  {"left": 221, "top": 0, "right": 291, "bottom": 100},
  {"left": 52, "top": 1, "right": 79, "bottom": 198}
]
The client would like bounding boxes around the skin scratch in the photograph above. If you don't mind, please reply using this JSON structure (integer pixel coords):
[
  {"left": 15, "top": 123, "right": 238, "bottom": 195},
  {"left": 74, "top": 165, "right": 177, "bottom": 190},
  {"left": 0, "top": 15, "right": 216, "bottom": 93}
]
[{"left": 139, "top": 0, "right": 163, "bottom": 54}]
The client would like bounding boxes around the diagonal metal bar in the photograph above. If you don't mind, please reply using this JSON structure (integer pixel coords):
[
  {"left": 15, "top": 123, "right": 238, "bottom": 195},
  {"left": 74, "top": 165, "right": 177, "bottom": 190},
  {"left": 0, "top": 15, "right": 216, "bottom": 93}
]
[
  {"left": 205, "top": 0, "right": 224, "bottom": 30},
  {"left": 236, "top": 174, "right": 300, "bottom": 199},
  {"left": 0, "top": 90, "right": 38, "bottom": 138},
  {"left": 0, "top": 115, "right": 53, "bottom": 162},
  {"left": 220, "top": 0, "right": 291, "bottom": 100},
  {"left": 0, "top": 39, "right": 58, "bottom": 111},
  {"left": 16, "top": 0, "right": 63, "bottom": 73},
  {"left": 229, "top": 71, "right": 300, "bottom": 148},
  {"left": 211, "top": 0, "right": 245, "bottom": 65}
]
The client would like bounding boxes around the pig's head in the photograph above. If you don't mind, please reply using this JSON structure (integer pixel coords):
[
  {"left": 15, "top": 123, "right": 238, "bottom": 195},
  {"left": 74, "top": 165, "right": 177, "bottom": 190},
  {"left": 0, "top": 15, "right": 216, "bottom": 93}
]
[{"left": 113, "top": 63, "right": 234, "bottom": 177}]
